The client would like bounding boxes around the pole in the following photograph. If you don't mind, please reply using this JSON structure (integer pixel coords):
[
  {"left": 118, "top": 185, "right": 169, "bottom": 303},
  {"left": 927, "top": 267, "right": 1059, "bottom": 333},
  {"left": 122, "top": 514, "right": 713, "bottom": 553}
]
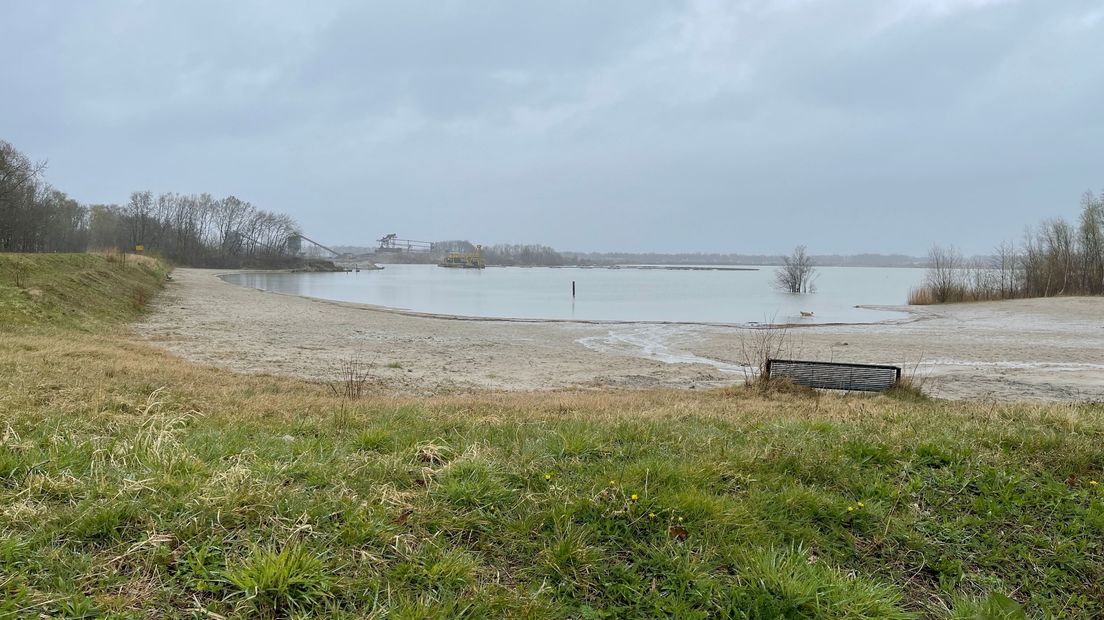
[{"left": 572, "top": 281, "right": 576, "bottom": 298}]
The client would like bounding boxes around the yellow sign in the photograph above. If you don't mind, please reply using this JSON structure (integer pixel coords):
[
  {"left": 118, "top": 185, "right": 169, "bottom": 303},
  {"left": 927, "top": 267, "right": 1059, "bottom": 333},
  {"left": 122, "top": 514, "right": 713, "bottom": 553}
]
[{"left": 135, "top": 245, "right": 145, "bottom": 252}]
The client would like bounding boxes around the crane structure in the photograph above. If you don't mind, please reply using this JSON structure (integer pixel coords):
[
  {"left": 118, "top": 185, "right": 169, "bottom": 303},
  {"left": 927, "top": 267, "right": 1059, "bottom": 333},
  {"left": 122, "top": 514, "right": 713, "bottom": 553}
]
[
  {"left": 290, "top": 233, "right": 345, "bottom": 258},
  {"left": 377, "top": 234, "right": 434, "bottom": 253}
]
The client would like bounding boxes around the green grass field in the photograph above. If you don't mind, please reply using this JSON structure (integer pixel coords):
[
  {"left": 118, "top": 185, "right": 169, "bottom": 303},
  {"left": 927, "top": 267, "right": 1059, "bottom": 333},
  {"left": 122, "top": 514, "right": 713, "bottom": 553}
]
[{"left": 1, "top": 254, "right": 1101, "bottom": 618}]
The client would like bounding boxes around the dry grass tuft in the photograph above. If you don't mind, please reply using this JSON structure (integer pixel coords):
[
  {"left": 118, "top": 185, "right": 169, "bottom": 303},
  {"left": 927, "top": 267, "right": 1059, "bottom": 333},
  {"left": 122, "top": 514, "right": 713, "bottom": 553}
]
[
  {"left": 884, "top": 379, "right": 927, "bottom": 402},
  {"left": 131, "top": 286, "right": 151, "bottom": 311},
  {"left": 97, "top": 247, "right": 127, "bottom": 264},
  {"left": 737, "top": 323, "right": 797, "bottom": 386},
  {"left": 330, "top": 356, "right": 372, "bottom": 401},
  {"left": 907, "top": 286, "right": 937, "bottom": 305},
  {"left": 746, "top": 376, "right": 819, "bottom": 397}
]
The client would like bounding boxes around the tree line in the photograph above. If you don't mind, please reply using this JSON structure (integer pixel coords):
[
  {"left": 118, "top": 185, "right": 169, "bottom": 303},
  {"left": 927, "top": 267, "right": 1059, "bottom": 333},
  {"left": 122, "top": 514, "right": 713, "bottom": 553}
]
[
  {"left": 1, "top": 139, "right": 302, "bottom": 266},
  {"left": 428, "top": 241, "right": 566, "bottom": 266},
  {"left": 563, "top": 251, "right": 924, "bottom": 268},
  {"left": 358, "top": 240, "right": 568, "bottom": 266},
  {"left": 481, "top": 243, "right": 565, "bottom": 266},
  {"left": 914, "top": 190, "right": 1104, "bottom": 303}
]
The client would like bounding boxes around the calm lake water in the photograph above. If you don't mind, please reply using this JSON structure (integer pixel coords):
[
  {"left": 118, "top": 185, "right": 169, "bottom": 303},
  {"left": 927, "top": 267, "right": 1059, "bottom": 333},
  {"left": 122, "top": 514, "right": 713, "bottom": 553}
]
[{"left": 223, "top": 264, "right": 923, "bottom": 325}]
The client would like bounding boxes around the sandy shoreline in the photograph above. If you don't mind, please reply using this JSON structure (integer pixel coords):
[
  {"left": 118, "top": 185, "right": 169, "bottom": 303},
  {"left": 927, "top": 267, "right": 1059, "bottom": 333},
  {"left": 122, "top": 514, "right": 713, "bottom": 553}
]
[{"left": 132, "top": 268, "right": 1104, "bottom": 401}]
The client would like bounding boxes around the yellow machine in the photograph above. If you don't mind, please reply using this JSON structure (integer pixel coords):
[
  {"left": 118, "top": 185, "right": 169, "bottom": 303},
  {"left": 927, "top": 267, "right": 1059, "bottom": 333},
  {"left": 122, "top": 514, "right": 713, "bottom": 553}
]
[{"left": 438, "top": 245, "right": 485, "bottom": 269}]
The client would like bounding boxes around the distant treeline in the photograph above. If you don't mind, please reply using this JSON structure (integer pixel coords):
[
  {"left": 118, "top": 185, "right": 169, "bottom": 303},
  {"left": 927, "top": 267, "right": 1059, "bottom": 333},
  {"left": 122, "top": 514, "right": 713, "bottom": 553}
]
[
  {"left": 339, "top": 242, "right": 926, "bottom": 268},
  {"left": 347, "top": 241, "right": 568, "bottom": 266},
  {"left": 913, "top": 190, "right": 1104, "bottom": 304},
  {"left": 482, "top": 243, "right": 565, "bottom": 266},
  {"left": 1, "top": 139, "right": 302, "bottom": 267},
  {"left": 563, "top": 251, "right": 924, "bottom": 268}
]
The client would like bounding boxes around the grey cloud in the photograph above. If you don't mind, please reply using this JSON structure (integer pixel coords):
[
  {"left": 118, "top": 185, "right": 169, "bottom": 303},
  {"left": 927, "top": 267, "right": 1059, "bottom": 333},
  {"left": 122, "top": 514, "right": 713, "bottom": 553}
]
[{"left": 2, "top": 0, "right": 1101, "bottom": 254}]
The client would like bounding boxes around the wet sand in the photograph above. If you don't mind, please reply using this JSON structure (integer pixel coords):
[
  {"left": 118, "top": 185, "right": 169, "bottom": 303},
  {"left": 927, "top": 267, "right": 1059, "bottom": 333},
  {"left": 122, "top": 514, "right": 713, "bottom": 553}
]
[{"left": 133, "top": 268, "right": 1104, "bottom": 401}]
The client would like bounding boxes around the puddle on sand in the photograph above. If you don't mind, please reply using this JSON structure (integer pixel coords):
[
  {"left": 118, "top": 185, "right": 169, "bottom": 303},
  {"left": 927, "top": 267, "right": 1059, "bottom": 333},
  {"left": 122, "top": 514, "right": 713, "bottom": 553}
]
[{"left": 577, "top": 324, "right": 748, "bottom": 374}]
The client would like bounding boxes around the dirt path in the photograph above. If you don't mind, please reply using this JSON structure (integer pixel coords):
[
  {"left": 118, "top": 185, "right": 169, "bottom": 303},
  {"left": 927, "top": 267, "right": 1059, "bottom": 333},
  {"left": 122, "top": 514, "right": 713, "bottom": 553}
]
[{"left": 132, "top": 268, "right": 1104, "bottom": 401}]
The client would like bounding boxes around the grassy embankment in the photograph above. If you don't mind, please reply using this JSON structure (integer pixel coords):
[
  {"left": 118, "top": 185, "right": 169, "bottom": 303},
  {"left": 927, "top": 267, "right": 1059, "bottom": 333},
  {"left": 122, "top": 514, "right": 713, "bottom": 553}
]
[{"left": 1, "top": 253, "right": 1102, "bottom": 618}]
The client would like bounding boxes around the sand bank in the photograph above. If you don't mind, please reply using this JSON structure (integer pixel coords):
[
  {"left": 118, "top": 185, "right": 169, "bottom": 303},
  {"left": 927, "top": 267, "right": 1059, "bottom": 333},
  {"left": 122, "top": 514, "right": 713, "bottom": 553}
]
[{"left": 132, "top": 268, "right": 1104, "bottom": 401}]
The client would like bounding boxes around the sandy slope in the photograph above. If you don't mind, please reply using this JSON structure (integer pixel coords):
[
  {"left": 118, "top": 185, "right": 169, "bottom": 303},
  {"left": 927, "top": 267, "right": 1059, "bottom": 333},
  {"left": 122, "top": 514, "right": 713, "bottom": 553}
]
[{"left": 132, "top": 268, "right": 1104, "bottom": 401}]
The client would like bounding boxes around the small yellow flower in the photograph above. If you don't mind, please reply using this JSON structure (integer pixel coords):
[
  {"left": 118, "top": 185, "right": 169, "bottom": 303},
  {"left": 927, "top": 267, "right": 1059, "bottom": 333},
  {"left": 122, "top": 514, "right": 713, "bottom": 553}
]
[
  {"left": 648, "top": 512, "right": 656, "bottom": 519},
  {"left": 677, "top": 516, "right": 684, "bottom": 523},
  {"left": 1090, "top": 480, "right": 1099, "bottom": 487},
  {"left": 630, "top": 494, "right": 638, "bottom": 502},
  {"left": 544, "top": 473, "right": 552, "bottom": 481},
  {"left": 609, "top": 479, "right": 616, "bottom": 487},
  {"left": 847, "top": 506, "right": 855, "bottom": 512},
  {"left": 856, "top": 501, "right": 865, "bottom": 508}
]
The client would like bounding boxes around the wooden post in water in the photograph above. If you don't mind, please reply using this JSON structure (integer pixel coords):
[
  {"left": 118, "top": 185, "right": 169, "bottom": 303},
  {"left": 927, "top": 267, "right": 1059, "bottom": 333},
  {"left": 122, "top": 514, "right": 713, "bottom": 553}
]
[{"left": 572, "top": 281, "right": 576, "bottom": 298}]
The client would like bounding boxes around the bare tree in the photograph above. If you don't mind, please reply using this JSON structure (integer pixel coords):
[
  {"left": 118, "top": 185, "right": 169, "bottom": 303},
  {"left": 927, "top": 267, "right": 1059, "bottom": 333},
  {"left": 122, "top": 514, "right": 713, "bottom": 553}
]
[
  {"left": 924, "top": 245, "right": 964, "bottom": 303},
  {"left": 965, "top": 255, "right": 996, "bottom": 300},
  {"left": 1079, "top": 191, "right": 1104, "bottom": 294},
  {"left": 992, "top": 240, "right": 1020, "bottom": 299},
  {"left": 738, "top": 324, "right": 793, "bottom": 384},
  {"left": 126, "top": 190, "right": 153, "bottom": 250},
  {"left": 774, "top": 245, "right": 816, "bottom": 293},
  {"left": 0, "top": 140, "right": 48, "bottom": 251}
]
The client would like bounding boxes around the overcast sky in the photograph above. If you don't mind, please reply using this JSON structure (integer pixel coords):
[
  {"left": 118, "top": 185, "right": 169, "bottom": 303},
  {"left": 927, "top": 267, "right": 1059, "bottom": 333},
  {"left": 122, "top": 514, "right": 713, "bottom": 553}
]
[{"left": 3, "top": 1, "right": 1102, "bottom": 254}]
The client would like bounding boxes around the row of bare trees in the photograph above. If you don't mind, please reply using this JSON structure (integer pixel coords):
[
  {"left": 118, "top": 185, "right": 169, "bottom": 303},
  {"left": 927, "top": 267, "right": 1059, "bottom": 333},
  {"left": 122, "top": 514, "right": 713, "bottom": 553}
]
[
  {"left": 374, "top": 240, "right": 568, "bottom": 266},
  {"left": 89, "top": 192, "right": 301, "bottom": 265},
  {"left": 482, "top": 243, "right": 565, "bottom": 266},
  {"left": 914, "top": 191, "right": 1104, "bottom": 303},
  {"left": 1, "top": 139, "right": 302, "bottom": 266},
  {"left": 0, "top": 140, "right": 88, "bottom": 252}
]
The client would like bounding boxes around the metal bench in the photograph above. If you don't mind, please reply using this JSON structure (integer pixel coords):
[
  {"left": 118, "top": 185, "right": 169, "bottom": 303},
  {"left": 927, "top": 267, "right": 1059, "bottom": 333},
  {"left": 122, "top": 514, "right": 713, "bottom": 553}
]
[{"left": 765, "top": 359, "right": 901, "bottom": 392}]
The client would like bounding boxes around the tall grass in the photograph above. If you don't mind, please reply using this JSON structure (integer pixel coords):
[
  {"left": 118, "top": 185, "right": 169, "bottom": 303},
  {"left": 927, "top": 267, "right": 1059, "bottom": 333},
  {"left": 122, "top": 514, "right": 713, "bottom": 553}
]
[
  {"left": 907, "top": 283, "right": 1010, "bottom": 305},
  {"left": 2, "top": 327, "right": 1099, "bottom": 617},
  {"left": 0, "top": 253, "right": 1100, "bottom": 617},
  {"left": 0, "top": 252, "right": 168, "bottom": 329}
]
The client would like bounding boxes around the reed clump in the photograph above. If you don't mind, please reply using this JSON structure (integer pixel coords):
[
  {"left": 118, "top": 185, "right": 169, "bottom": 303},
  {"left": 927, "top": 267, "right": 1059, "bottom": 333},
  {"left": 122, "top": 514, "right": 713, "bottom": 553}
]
[{"left": 907, "top": 283, "right": 1009, "bottom": 305}]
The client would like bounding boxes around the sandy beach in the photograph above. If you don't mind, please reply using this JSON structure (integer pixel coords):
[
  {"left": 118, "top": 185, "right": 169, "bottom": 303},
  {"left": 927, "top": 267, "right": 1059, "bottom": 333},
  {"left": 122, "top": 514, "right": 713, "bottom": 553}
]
[{"left": 133, "top": 268, "right": 1104, "bottom": 401}]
